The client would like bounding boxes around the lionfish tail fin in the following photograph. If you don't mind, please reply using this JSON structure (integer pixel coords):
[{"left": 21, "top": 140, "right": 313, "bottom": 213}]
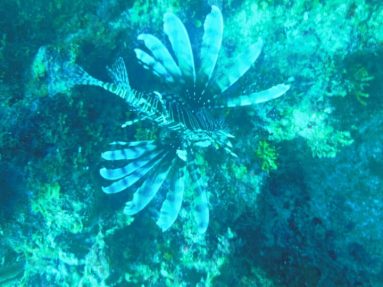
[{"left": 37, "top": 46, "right": 103, "bottom": 96}]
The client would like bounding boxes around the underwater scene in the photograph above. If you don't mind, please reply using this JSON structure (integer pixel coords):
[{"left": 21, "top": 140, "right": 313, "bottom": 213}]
[{"left": 0, "top": 0, "right": 382, "bottom": 286}]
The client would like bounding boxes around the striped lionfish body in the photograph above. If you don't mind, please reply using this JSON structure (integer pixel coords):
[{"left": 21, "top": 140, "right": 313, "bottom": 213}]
[{"left": 49, "top": 6, "right": 289, "bottom": 233}]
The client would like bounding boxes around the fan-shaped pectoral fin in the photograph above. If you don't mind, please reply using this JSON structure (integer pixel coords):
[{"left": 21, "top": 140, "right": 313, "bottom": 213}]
[
  {"left": 156, "top": 164, "right": 186, "bottom": 231},
  {"left": 198, "top": 5, "right": 223, "bottom": 86},
  {"left": 101, "top": 151, "right": 168, "bottom": 194},
  {"left": 213, "top": 38, "right": 263, "bottom": 93},
  {"left": 226, "top": 83, "right": 290, "bottom": 107},
  {"left": 124, "top": 157, "right": 176, "bottom": 215},
  {"left": 163, "top": 12, "right": 195, "bottom": 82},
  {"left": 134, "top": 48, "right": 176, "bottom": 84},
  {"left": 187, "top": 153, "right": 209, "bottom": 234},
  {"left": 138, "top": 34, "right": 182, "bottom": 82}
]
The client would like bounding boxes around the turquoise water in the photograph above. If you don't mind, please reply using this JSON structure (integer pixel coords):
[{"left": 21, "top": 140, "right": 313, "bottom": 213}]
[{"left": 0, "top": 1, "right": 382, "bottom": 286}]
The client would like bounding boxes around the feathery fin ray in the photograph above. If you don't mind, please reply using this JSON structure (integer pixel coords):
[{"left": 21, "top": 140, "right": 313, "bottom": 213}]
[
  {"left": 164, "top": 12, "right": 195, "bottom": 82},
  {"left": 101, "top": 141, "right": 157, "bottom": 161},
  {"left": 124, "top": 158, "right": 176, "bottom": 215},
  {"left": 226, "top": 84, "right": 290, "bottom": 107},
  {"left": 101, "top": 152, "right": 168, "bottom": 194},
  {"left": 187, "top": 153, "right": 209, "bottom": 234},
  {"left": 156, "top": 165, "right": 186, "bottom": 231},
  {"left": 214, "top": 38, "right": 263, "bottom": 93},
  {"left": 138, "top": 34, "right": 183, "bottom": 82},
  {"left": 198, "top": 5, "right": 223, "bottom": 86},
  {"left": 134, "top": 48, "right": 175, "bottom": 83},
  {"left": 107, "top": 57, "right": 131, "bottom": 90},
  {"left": 100, "top": 150, "right": 162, "bottom": 181}
]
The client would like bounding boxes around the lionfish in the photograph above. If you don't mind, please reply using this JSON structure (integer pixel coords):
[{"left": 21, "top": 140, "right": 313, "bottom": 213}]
[{"left": 47, "top": 6, "right": 289, "bottom": 233}]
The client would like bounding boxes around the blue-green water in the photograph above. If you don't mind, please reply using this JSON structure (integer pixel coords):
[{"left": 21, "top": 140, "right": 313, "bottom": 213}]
[{"left": 0, "top": 0, "right": 382, "bottom": 286}]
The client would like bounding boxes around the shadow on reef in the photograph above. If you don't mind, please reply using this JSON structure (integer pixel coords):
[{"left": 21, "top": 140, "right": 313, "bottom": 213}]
[
  {"left": 0, "top": 163, "right": 27, "bottom": 221},
  {"left": 234, "top": 128, "right": 383, "bottom": 287}
]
